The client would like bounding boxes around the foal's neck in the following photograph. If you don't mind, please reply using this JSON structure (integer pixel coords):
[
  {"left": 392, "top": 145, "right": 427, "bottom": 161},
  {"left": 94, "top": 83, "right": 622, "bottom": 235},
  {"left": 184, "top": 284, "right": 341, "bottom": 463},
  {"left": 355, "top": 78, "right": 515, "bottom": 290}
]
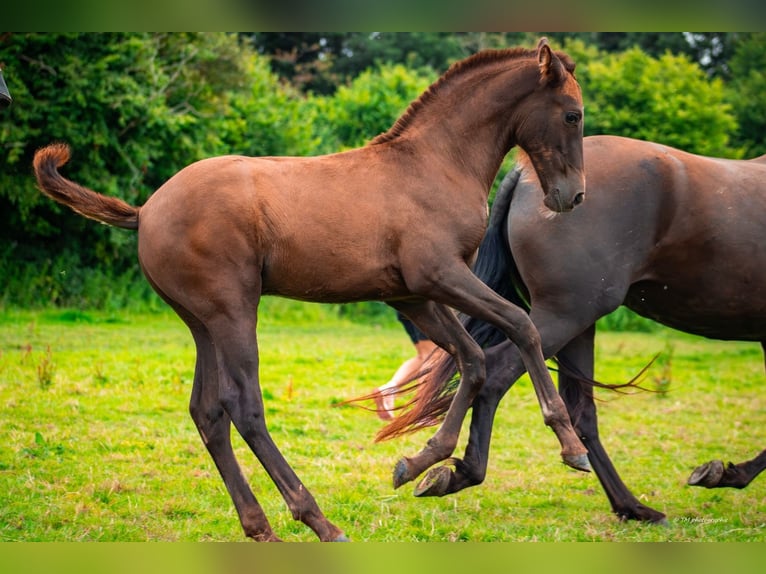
[{"left": 374, "top": 53, "right": 540, "bottom": 192}]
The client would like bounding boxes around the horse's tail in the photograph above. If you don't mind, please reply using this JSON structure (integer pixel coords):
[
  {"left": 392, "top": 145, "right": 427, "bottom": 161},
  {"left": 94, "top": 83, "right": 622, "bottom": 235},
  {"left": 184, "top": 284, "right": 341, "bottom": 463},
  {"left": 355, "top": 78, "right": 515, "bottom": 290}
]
[
  {"left": 33, "top": 143, "right": 139, "bottom": 230},
  {"left": 375, "top": 168, "right": 525, "bottom": 441}
]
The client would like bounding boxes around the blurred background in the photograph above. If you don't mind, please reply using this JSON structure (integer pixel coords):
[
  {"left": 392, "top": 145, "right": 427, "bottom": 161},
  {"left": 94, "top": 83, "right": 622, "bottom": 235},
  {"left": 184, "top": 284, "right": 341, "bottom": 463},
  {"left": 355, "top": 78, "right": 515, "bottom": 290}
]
[{"left": 1, "top": 32, "right": 764, "bottom": 319}]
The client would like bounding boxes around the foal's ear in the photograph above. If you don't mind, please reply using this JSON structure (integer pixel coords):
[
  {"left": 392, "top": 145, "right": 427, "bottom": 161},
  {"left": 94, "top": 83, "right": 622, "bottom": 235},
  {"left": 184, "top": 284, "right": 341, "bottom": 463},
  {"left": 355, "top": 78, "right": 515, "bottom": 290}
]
[{"left": 536, "top": 37, "right": 565, "bottom": 86}]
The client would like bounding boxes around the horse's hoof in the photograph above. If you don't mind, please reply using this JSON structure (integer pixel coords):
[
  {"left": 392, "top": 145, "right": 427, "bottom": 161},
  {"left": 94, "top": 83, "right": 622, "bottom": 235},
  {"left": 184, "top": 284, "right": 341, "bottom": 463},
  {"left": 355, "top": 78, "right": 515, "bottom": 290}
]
[
  {"left": 414, "top": 466, "right": 452, "bottom": 497},
  {"left": 393, "top": 457, "right": 413, "bottom": 489},
  {"left": 563, "top": 452, "right": 591, "bottom": 473},
  {"left": 688, "top": 459, "right": 724, "bottom": 487}
]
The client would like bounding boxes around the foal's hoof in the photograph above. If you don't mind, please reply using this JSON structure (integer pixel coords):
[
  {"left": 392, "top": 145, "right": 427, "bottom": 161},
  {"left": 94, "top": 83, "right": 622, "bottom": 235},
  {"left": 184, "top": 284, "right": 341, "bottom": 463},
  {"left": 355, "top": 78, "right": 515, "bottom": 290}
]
[
  {"left": 563, "top": 452, "right": 591, "bottom": 473},
  {"left": 414, "top": 466, "right": 452, "bottom": 497},
  {"left": 393, "top": 457, "right": 414, "bottom": 489},
  {"left": 688, "top": 460, "right": 724, "bottom": 488}
]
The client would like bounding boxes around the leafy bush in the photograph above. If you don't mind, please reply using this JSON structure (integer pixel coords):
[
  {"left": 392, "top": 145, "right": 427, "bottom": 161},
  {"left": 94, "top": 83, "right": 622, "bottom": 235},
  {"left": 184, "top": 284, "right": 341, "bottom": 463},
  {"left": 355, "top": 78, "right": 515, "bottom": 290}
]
[
  {"left": 307, "top": 63, "right": 436, "bottom": 152},
  {"left": 564, "top": 40, "right": 740, "bottom": 157},
  {"left": 0, "top": 34, "right": 747, "bottom": 321}
]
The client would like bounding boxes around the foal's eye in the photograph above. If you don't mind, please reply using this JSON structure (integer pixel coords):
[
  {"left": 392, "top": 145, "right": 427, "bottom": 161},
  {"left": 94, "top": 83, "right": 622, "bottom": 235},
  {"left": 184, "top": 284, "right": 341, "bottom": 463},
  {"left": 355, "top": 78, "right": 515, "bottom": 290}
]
[{"left": 565, "top": 111, "right": 581, "bottom": 125}]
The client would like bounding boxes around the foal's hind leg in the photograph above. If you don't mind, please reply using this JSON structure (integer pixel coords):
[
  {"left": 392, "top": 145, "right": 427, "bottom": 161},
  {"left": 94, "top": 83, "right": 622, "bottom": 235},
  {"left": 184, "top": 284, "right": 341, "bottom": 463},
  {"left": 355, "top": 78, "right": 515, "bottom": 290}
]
[
  {"left": 204, "top": 309, "right": 347, "bottom": 542},
  {"left": 185, "top": 319, "right": 281, "bottom": 541}
]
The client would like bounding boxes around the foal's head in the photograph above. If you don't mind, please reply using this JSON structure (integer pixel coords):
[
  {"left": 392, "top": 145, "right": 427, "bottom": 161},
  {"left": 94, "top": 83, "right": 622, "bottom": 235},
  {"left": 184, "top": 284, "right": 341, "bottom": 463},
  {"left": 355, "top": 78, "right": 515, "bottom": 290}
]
[{"left": 513, "top": 38, "right": 585, "bottom": 213}]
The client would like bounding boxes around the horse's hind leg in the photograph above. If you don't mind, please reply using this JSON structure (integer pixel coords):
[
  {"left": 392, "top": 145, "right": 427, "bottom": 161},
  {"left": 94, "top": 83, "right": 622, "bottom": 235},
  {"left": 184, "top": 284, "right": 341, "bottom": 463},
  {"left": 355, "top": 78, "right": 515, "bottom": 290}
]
[
  {"left": 185, "top": 317, "right": 281, "bottom": 541},
  {"left": 204, "top": 308, "right": 347, "bottom": 542},
  {"left": 688, "top": 450, "right": 766, "bottom": 489},
  {"left": 413, "top": 314, "right": 596, "bottom": 499},
  {"left": 688, "top": 342, "right": 766, "bottom": 490},
  {"left": 413, "top": 340, "right": 525, "bottom": 497}
]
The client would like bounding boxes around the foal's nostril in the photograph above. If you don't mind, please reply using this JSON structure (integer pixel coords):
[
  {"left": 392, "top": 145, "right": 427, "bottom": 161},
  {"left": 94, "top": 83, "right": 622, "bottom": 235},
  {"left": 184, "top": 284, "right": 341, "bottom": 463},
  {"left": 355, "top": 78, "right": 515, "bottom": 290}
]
[{"left": 573, "top": 192, "right": 585, "bottom": 206}]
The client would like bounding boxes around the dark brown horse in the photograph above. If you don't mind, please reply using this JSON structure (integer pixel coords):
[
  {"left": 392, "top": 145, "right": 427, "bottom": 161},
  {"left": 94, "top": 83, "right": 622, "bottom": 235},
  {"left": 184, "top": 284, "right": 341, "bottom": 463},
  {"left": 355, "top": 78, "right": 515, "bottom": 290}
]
[
  {"left": 382, "top": 134, "right": 766, "bottom": 524},
  {"left": 32, "top": 40, "right": 588, "bottom": 541}
]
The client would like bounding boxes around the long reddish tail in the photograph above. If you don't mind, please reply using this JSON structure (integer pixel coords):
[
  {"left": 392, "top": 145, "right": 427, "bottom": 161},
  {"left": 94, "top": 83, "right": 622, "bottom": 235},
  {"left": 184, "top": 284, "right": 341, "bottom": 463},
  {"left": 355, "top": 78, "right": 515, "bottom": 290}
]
[{"left": 33, "top": 143, "right": 139, "bottom": 230}]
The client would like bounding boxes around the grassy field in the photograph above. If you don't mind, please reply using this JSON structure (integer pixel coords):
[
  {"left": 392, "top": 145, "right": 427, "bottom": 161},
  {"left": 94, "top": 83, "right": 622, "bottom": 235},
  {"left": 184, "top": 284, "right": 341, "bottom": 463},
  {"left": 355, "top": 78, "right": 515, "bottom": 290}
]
[{"left": 0, "top": 302, "right": 764, "bottom": 542}]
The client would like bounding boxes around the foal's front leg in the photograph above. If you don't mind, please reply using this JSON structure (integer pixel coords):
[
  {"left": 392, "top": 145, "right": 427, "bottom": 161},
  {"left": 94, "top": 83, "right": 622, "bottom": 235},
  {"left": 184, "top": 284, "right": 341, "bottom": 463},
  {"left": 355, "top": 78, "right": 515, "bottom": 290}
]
[
  {"left": 408, "top": 264, "right": 589, "bottom": 479},
  {"left": 388, "top": 300, "right": 487, "bottom": 489}
]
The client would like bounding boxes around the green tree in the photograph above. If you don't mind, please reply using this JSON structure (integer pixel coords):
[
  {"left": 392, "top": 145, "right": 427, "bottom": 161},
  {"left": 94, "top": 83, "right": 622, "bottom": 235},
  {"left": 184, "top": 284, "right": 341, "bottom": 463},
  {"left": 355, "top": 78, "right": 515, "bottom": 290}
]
[
  {"left": 573, "top": 44, "right": 739, "bottom": 157},
  {"left": 307, "top": 62, "right": 436, "bottom": 153},
  {"left": 220, "top": 53, "right": 321, "bottom": 158},
  {"left": 0, "top": 33, "right": 252, "bottom": 307},
  {"left": 726, "top": 33, "right": 766, "bottom": 157},
  {"left": 249, "top": 32, "right": 534, "bottom": 95},
  {"left": 555, "top": 32, "right": 738, "bottom": 77}
]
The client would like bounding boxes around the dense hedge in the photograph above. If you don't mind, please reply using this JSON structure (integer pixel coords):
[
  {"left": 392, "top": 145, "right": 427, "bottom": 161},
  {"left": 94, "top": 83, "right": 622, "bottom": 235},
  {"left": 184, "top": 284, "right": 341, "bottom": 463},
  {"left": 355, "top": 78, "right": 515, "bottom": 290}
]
[{"left": 1, "top": 33, "right": 763, "bottom": 327}]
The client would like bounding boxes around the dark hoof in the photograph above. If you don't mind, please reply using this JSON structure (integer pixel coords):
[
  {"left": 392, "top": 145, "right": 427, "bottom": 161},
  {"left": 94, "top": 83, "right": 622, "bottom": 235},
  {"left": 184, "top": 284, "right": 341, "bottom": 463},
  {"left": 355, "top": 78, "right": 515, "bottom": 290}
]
[
  {"left": 393, "top": 457, "right": 413, "bottom": 489},
  {"left": 563, "top": 452, "right": 591, "bottom": 473},
  {"left": 616, "top": 507, "right": 666, "bottom": 524},
  {"left": 688, "top": 460, "right": 724, "bottom": 487},
  {"left": 414, "top": 466, "right": 452, "bottom": 497}
]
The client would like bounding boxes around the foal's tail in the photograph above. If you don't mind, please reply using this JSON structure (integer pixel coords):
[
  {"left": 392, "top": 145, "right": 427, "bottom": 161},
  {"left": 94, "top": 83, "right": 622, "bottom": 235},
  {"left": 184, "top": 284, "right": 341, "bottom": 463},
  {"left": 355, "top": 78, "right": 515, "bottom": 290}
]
[
  {"left": 376, "top": 169, "right": 523, "bottom": 441},
  {"left": 33, "top": 143, "right": 140, "bottom": 230}
]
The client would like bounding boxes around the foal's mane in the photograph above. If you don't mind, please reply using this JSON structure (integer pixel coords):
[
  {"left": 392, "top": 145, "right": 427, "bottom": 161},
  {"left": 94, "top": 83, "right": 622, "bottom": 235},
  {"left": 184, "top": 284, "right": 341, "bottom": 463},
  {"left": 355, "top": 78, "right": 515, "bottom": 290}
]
[{"left": 370, "top": 46, "right": 573, "bottom": 146}]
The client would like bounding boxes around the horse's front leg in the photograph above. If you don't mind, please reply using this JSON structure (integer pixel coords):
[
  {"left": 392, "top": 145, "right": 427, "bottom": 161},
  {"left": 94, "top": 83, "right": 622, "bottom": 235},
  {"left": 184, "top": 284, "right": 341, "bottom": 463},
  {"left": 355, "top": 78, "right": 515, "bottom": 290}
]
[{"left": 557, "top": 326, "right": 667, "bottom": 523}]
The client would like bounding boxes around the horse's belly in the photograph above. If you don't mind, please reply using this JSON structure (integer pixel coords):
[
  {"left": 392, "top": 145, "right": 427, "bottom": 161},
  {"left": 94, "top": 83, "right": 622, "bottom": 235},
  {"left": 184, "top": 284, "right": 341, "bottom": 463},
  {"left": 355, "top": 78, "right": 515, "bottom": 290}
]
[{"left": 626, "top": 281, "right": 766, "bottom": 341}]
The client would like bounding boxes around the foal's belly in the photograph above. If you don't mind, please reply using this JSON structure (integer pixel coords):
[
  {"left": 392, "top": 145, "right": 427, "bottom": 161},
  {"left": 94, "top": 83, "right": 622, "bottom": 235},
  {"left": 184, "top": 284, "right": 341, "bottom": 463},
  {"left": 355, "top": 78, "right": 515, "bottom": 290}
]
[{"left": 260, "top": 252, "right": 408, "bottom": 303}]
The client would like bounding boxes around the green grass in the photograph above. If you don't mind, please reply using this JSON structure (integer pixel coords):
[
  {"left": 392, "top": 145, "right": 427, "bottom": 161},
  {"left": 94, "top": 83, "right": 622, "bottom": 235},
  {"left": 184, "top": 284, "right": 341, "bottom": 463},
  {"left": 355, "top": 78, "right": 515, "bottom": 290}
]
[{"left": 0, "top": 302, "right": 764, "bottom": 541}]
